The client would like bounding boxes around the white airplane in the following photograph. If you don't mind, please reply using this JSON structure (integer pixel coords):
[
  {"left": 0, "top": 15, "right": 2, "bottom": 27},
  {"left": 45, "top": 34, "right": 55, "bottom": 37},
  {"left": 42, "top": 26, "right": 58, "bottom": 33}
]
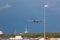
[{"left": 31, "top": 19, "right": 42, "bottom": 23}]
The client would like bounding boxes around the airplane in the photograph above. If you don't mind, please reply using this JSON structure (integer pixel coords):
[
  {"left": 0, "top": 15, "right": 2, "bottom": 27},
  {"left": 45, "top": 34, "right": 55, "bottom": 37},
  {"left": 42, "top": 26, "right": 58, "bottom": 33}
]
[{"left": 31, "top": 19, "right": 42, "bottom": 23}]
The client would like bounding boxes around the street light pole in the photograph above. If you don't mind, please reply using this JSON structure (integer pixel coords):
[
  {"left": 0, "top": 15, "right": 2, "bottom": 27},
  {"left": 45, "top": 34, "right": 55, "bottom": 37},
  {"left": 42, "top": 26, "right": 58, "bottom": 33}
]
[{"left": 44, "top": 4, "right": 48, "bottom": 40}]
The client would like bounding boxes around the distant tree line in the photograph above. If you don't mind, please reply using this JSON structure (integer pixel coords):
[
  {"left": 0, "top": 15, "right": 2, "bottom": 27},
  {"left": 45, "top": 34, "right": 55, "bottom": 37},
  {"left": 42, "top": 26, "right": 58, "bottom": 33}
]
[{"left": 1, "top": 32, "right": 60, "bottom": 38}]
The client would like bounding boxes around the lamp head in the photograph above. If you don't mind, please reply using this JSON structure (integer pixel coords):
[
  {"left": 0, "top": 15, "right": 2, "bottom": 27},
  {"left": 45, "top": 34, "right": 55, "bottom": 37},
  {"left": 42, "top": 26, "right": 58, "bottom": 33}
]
[{"left": 44, "top": 4, "right": 48, "bottom": 7}]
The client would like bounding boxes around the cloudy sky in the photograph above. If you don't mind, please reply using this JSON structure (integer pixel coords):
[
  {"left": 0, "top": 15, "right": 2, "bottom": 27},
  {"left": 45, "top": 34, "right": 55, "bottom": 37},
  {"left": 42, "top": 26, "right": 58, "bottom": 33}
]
[{"left": 0, "top": 0, "right": 60, "bottom": 34}]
